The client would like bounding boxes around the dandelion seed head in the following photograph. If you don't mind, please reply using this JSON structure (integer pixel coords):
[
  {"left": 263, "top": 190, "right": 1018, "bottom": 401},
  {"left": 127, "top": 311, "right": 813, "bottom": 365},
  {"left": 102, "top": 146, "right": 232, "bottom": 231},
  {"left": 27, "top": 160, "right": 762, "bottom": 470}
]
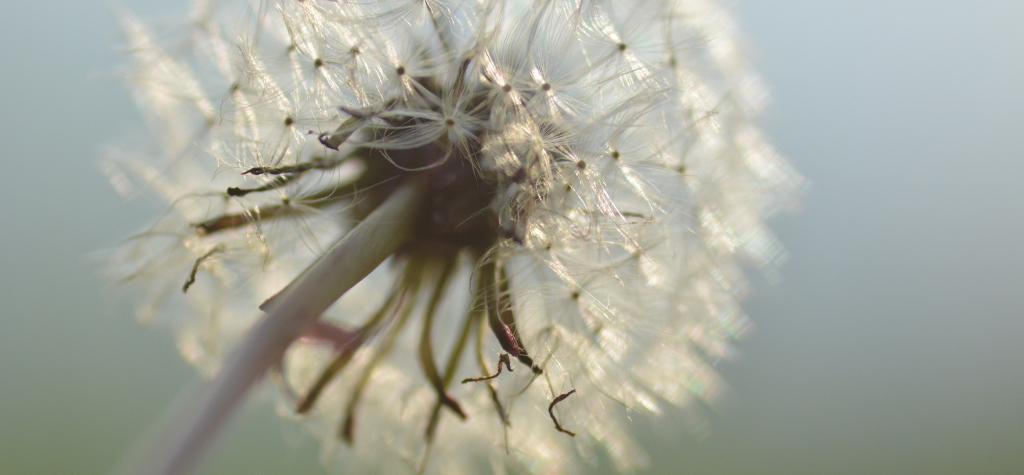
[{"left": 109, "top": 0, "right": 803, "bottom": 473}]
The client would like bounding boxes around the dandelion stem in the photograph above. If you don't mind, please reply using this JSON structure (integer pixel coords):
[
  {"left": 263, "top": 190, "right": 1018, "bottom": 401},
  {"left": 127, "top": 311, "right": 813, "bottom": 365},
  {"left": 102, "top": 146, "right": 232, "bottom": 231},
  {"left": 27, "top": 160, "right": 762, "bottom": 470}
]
[{"left": 130, "top": 180, "right": 423, "bottom": 475}]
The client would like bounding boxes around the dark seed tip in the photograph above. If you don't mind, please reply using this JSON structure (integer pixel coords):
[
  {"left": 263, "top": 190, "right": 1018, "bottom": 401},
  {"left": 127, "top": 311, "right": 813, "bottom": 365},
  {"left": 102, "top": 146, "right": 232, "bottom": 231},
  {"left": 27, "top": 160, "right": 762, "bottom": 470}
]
[
  {"left": 341, "top": 415, "right": 355, "bottom": 445},
  {"left": 318, "top": 132, "right": 339, "bottom": 150},
  {"left": 444, "top": 394, "right": 467, "bottom": 419}
]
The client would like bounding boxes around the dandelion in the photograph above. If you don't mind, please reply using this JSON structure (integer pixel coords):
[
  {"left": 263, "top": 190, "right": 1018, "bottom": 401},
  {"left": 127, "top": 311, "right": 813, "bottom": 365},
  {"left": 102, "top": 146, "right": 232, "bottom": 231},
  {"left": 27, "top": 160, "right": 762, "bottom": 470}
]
[{"left": 107, "top": 0, "right": 802, "bottom": 474}]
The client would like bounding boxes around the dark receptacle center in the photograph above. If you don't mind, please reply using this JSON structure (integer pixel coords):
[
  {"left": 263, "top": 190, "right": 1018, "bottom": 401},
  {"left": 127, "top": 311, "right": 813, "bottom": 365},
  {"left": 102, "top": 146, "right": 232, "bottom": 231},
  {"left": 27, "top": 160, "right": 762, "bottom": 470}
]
[
  {"left": 285, "top": 87, "right": 557, "bottom": 443},
  {"left": 350, "top": 141, "right": 499, "bottom": 258}
]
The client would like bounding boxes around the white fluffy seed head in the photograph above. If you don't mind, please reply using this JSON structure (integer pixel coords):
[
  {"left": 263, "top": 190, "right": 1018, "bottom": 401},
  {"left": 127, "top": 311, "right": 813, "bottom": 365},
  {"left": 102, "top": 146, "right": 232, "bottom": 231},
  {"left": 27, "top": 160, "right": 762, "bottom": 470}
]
[{"left": 109, "top": 0, "right": 803, "bottom": 473}]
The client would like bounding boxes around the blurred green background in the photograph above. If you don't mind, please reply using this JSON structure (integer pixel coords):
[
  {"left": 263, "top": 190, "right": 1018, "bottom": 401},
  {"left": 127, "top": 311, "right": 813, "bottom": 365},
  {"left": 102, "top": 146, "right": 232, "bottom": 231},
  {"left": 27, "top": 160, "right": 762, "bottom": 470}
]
[{"left": 1, "top": 1, "right": 1021, "bottom": 474}]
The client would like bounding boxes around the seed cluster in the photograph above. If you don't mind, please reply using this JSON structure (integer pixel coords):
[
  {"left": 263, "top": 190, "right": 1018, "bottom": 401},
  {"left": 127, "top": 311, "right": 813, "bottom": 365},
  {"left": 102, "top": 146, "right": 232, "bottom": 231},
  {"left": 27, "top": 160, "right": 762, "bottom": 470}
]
[{"left": 110, "top": 0, "right": 802, "bottom": 473}]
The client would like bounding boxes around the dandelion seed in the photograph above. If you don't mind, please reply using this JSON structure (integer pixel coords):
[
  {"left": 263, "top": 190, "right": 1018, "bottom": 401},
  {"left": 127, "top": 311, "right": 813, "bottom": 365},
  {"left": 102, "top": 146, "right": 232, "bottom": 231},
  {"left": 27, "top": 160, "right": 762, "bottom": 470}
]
[{"left": 108, "top": 0, "right": 802, "bottom": 474}]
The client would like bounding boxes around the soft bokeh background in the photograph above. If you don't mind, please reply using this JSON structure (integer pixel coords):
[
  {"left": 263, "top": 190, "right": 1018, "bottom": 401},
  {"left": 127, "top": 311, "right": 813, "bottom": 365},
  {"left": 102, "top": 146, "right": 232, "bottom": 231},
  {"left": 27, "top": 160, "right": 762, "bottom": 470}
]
[{"left": 1, "top": 0, "right": 1021, "bottom": 474}]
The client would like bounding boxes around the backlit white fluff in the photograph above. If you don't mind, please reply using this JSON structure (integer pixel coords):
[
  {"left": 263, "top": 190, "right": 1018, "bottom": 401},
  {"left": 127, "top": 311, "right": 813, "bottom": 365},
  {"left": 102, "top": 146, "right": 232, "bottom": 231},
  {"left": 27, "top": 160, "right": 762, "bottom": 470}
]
[{"left": 109, "top": 0, "right": 803, "bottom": 473}]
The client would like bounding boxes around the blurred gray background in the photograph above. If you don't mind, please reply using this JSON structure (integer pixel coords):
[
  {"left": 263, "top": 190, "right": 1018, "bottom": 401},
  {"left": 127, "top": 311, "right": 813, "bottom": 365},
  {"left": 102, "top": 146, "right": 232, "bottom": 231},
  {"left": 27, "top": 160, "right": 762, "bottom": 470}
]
[{"left": 1, "top": 0, "right": 1021, "bottom": 474}]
